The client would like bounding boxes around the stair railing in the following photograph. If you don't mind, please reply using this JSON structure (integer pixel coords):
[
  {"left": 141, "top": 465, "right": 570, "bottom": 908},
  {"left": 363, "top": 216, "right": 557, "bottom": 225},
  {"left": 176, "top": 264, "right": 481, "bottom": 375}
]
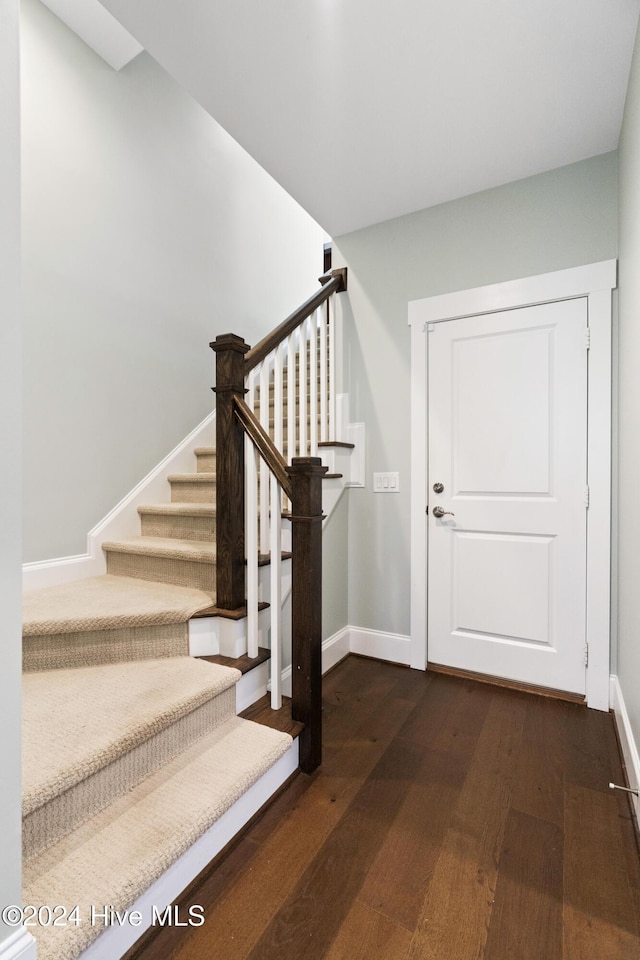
[{"left": 211, "top": 268, "right": 347, "bottom": 773}]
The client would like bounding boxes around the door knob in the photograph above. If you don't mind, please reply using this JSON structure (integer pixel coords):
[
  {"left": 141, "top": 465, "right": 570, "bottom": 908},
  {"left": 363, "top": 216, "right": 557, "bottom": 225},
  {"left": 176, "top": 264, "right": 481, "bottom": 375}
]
[{"left": 432, "top": 505, "right": 455, "bottom": 518}]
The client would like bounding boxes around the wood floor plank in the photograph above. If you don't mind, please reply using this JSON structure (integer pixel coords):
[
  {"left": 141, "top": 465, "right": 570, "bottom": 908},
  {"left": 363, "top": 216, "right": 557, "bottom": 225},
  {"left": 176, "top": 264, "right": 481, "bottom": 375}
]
[
  {"left": 564, "top": 782, "right": 640, "bottom": 960},
  {"left": 511, "top": 695, "right": 567, "bottom": 827},
  {"left": 563, "top": 701, "right": 621, "bottom": 794},
  {"left": 407, "top": 692, "right": 527, "bottom": 960},
  {"left": 430, "top": 675, "right": 495, "bottom": 758},
  {"left": 357, "top": 746, "right": 468, "bottom": 931},
  {"left": 324, "top": 901, "right": 413, "bottom": 960},
  {"left": 322, "top": 659, "right": 412, "bottom": 752},
  {"left": 358, "top": 665, "right": 493, "bottom": 930},
  {"left": 483, "top": 809, "right": 563, "bottom": 960},
  {"left": 245, "top": 736, "right": 423, "bottom": 960},
  {"left": 396, "top": 670, "right": 469, "bottom": 747}
]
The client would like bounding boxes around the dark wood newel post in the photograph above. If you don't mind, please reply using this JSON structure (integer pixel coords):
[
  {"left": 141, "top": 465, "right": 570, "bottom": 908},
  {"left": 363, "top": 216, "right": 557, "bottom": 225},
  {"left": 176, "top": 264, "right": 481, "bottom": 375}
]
[
  {"left": 287, "top": 456, "right": 328, "bottom": 774},
  {"left": 210, "top": 334, "right": 250, "bottom": 612}
]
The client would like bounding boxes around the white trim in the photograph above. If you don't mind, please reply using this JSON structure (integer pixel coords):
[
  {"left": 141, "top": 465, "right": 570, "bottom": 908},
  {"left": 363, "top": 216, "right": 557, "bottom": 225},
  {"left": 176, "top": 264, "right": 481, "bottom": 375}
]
[
  {"left": 409, "top": 261, "right": 616, "bottom": 710},
  {"left": 188, "top": 618, "right": 219, "bottom": 658},
  {"left": 408, "top": 260, "right": 617, "bottom": 327},
  {"left": 23, "top": 411, "right": 215, "bottom": 592},
  {"left": 344, "top": 422, "right": 366, "bottom": 488},
  {"left": 322, "top": 626, "right": 351, "bottom": 672},
  {"left": 236, "top": 661, "right": 269, "bottom": 713},
  {"left": 279, "top": 626, "right": 351, "bottom": 697},
  {"left": 349, "top": 626, "right": 411, "bottom": 666},
  {"left": 585, "top": 288, "right": 613, "bottom": 709},
  {"left": 76, "top": 743, "right": 298, "bottom": 960},
  {"left": 0, "top": 930, "right": 37, "bottom": 960},
  {"left": 610, "top": 675, "right": 640, "bottom": 822}
]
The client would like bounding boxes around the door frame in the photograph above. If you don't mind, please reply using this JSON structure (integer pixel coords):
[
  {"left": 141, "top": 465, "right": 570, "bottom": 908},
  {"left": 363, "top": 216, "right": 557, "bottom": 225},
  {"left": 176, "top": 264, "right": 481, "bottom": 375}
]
[{"left": 408, "top": 260, "right": 616, "bottom": 710}]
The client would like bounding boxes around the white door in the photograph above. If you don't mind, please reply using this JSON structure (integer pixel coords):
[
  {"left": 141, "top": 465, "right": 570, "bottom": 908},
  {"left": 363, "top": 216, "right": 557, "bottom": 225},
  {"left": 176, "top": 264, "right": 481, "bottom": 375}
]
[{"left": 427, "top": 297, "right": 588, "bottom": 694}]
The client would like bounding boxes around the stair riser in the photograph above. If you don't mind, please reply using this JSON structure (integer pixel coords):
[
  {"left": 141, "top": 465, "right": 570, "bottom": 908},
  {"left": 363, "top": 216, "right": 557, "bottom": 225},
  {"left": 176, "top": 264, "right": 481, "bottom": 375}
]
[
  {"left": 196, "top": 453, "right": 216, "bottom": 472},
  {"left": 140, "top": 514, "right": 215, "bottom": 541},
  {"left": 23, "top": 622, "right": 189, "bottom": 673},
  {"left": 106, "top": 551, "right": 216, "bottom": 597},
  {"left": 171, "top": 480, "right": 216, "bottom": 503},
  {"left": 23, "top": 686, "right": 236, "bottom": 862}
]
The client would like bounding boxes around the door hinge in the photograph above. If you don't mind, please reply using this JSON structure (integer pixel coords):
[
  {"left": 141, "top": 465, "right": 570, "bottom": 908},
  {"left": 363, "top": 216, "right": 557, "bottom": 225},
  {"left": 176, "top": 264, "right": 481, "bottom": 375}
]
[
  {"left": 584, "top": 642, "right": 589, "bottom": 667},
  {"left": 585, "top": 327, "right": 591, "bottom": 350},
  {"left": 584, "top": 484, "right": 590, "bottom": 508}
]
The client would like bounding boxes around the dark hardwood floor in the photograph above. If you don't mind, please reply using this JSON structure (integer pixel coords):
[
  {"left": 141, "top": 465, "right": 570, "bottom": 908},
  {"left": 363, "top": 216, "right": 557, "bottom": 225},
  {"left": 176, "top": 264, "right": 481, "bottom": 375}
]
[{"left": 129, "top": 656, "right": 640, "bottom": 960}]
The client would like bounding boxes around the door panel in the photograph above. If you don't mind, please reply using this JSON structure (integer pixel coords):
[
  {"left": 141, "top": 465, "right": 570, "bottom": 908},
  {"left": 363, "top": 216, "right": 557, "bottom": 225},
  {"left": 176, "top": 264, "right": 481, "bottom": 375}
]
[
  {"left": 454, "top": 327, "right": 552, "bottom": 494},
  {"left": 453, "top": 531, "right": 553, "bottom": 645},
  {"left": 428, "top": 298, "right": 587, "bottom": 694}
]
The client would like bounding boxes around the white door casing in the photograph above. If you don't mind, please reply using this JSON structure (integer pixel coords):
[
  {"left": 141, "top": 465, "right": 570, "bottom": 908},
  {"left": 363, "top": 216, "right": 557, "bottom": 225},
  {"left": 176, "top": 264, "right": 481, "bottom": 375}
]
[
  {"left": 427, "top": 299, "right": 587, "bottom": 694},
  {"left": 409, "top": 260, "right": 616, "bottom": 710}
]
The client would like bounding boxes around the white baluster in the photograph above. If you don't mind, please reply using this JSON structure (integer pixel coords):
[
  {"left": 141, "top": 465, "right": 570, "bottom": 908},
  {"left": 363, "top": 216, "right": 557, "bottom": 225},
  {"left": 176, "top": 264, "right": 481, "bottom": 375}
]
[
  {"left": 287, "top": 334, "right": 296, "bottom": 461},
  {"left": 299, "top": 322, "right": 308, "bottom": 458},
  {"left": 270, "top": 479, "right": 282, "bottom": 709},
  {"left": 245, "top": 371, "right": 259, "bottom": 658},
  {"left": 259, "top": 361, "right": 270, "bottom": 556},
  {"left": 320, "top": 304, "right": 328, "bottom": 443},
  {"left": 309, "top": 312, "right": 318, "bottom": 458},
  {"left": 328, "top": 295, "right": 337, "bottom": 441}
]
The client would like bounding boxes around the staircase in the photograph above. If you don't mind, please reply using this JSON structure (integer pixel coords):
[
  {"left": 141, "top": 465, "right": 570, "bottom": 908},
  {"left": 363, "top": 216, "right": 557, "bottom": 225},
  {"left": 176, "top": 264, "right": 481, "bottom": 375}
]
[
  {"left": 21, "top": 268, "right": 351, "bottom": 960},
  {"left": 21, "top": 440, "right": 295, "bottom": 960}
]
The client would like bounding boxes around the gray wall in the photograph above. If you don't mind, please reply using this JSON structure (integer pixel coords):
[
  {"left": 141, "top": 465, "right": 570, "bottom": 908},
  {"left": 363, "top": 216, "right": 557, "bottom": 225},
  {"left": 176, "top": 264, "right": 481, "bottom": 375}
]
[
  {"left": 617, "top": 25, "right": 640, "bottom": 753},
  {"left": 334, "top": 153, "right": 618, "bottom": 638},
  {"left": 0, "top": 0, "right": 23, "bottom": 943},
  {"left": 322, "top": 491, "right": 349, "bottom": 642},
  {"left": 22, "top": 0, "right": 326, "bottom": 562}
]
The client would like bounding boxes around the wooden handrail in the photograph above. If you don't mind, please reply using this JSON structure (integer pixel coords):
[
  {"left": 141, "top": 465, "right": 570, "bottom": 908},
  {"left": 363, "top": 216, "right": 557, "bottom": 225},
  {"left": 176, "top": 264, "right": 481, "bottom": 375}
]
[
  {"left": 233, "top": 396, "right": 293, "bottom": 500},
  {"left": 244, "top": 268, "right": 346, "bottom": 373}
]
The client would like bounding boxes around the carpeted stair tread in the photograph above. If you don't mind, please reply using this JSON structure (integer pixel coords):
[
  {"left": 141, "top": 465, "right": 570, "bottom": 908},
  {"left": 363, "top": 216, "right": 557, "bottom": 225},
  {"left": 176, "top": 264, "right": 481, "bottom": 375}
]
[
  {"left": 23, "top": 575, "right": 213, "bottom": 637},
  {"left": 103, "top": 536, "right": 216, "bottom": 562},
  {"left": 168, "top": 472, "right": 216, "bottom": 483},
  {"left": 137, "top": 502, "right": 216, "bottom": 516},
  {"left": 23, "top": 657, "right": 240, "bottom": 817},
  {"left": 24, "top": 716, "right": 292, "bottom": 960},
  {"left": 193, "top": 447, "right": 215, "bottom": 456}
]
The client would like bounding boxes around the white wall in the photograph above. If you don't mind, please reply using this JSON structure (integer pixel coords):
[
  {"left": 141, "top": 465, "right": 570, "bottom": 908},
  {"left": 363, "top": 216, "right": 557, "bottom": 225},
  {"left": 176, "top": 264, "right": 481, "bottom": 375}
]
[
  {"left": 617, "top": 24, "right": 640, "bottom": 758},
  {"left": 21, "top": 0, "right": 326, "bottom": 562},
  {"left": 0, "top": 0, "right": 24, "bottom": 946},
  {"left": 334, "top": 153, "right": 618, "bottom": 640}
]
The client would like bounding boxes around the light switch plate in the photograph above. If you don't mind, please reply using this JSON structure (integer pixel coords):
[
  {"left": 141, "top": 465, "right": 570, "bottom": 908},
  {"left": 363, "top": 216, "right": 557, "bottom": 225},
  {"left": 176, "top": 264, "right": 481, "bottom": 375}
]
[{"left": 373, "top": 472, "right": 400, "bottom": 492}]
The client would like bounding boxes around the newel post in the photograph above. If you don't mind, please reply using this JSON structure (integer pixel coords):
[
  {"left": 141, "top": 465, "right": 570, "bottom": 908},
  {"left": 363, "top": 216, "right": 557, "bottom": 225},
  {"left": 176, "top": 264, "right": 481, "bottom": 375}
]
[
  {"left": 287, "top": 456, "right": 328, "bottom": 773},
  {"left": 210, "top": 334, "right": 249, "bottom": 612}
]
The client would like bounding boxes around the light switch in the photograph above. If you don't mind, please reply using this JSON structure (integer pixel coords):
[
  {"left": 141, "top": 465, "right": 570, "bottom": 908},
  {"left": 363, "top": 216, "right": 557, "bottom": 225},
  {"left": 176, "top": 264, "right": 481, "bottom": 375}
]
[{"left": 373, "top": 472, "right": 400, "bottom": 492}]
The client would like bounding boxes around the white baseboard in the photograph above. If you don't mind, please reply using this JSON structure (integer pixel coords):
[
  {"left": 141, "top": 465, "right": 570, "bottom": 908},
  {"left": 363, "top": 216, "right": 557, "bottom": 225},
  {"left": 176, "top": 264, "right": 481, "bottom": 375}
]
[
  {"left": 77, "top": 742, "right": 298, "bottom": 960},
  {"left": 23, "top": 412, "right": 216, "bottom": 592},
  {"left": 609, "top": 675, "right": 640, "bottom": 821},
  {"left": 278, "top": 625, "right": 408, "bottom": 697},
  {"left": 322, "top": 626, "right": 351, "bottom": 672},
  {"left": 349, "top": 626, "right": 412, "bottom": 666},
  {"left": 0, "top": 930, "right": 37, "bottom": 960},
  {"left": 278, "top": 626, "right": 351, "bottom": 698}
]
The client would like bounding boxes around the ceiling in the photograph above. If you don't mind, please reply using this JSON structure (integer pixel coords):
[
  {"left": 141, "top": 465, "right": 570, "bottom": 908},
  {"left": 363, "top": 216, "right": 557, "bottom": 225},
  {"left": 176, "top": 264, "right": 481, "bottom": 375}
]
[{"left": 94, "top": 0, "right": 639, "bottom": 237}]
